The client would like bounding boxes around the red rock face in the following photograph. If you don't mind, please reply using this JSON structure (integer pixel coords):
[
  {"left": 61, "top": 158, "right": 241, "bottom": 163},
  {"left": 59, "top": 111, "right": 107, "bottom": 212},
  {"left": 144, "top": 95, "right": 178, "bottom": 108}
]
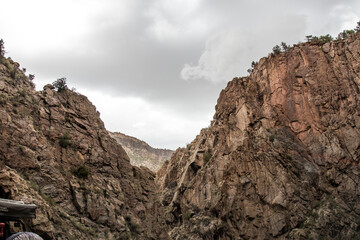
[
  {"left": 1, "top": 32, "right": 360, "bottom": 240},
  {"left": 157, "top": 33, "right": 360, "bottom": 239}
]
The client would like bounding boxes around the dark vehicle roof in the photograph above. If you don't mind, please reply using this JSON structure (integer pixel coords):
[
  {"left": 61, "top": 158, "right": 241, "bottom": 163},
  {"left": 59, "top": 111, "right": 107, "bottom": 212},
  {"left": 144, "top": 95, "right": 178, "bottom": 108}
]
[{"left": 0, "top": 198, "right": 36, "bottom": 219}]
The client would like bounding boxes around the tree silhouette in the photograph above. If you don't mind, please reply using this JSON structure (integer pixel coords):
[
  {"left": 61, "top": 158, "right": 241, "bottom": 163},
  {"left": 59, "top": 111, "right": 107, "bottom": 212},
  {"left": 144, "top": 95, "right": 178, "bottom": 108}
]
[
  {"left": 305, "top": 35, "right": 313, "bottom": 42},
  {"left": 52, "top": 77, "right": 68, "bottom": 92},
  {"left": 251, "top": 61, "right": 258, "bottom": 68},
  {"left": 318, "top": 34, "right": 333, "bottom": 44},
  {"left": 355, "top": 21, "right": 360, "bottom": 32},
  {"left": 0, "top": 39, "right": 5, "bottom": 56},
  {"left": 272, "top": 45, "right": 281, "bottom": 54},
  {"left": 281, "top": 42, "right": 290, "bottom": 52},
  {"left": 337, "top": 30, "right": 354, "bottom": 40}
]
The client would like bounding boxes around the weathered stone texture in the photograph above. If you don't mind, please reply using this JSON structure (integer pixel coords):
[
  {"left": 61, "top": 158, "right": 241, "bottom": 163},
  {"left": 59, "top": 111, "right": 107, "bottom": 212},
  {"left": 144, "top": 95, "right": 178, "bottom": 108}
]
[
  {"left": 0, "top": 57, "right": 169, "bottom": 239},
  {"left": 157, "top": 33, "right": 360, "bottom": 239}
]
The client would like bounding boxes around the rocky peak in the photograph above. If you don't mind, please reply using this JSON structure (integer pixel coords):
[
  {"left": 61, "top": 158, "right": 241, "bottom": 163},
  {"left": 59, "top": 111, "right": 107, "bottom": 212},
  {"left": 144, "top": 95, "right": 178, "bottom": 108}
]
[
  {"left": 1, "top": 30, "right": 360, "bottom": 240},
  {"left": 110, "top": 132, "right": 174, "bottom": 172},
  {"left": 0, "top": 55, "right": 169, "bottom": 239},
  {"left": 156, "top": 32, "right": 360, "bottom": 239}
]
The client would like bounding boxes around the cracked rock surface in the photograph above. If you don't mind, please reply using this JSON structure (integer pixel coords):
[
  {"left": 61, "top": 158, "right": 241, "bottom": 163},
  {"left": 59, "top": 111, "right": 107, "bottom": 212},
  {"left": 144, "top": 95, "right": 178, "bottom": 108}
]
[
  {"left": 156, "top": 33, "right": 360, "bottom": 239},
  {"left": 1, "top": 32, "right": 360, "bottom": 240},
  {"left": 0, "top": 56, "right": 169, "bottom": 240}
]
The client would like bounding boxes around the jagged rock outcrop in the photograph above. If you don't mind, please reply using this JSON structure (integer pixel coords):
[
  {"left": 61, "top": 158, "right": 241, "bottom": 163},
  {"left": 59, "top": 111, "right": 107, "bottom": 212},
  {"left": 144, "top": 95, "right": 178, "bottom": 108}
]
[
  {"left": 157, "top": 33, "right": 360, "bottom": 239},
  {"left": 110, "top": 132, "right": 173, "bottom": 172},
  {"left": 0, "top": 56, "right": 169, "bottom": 239}
]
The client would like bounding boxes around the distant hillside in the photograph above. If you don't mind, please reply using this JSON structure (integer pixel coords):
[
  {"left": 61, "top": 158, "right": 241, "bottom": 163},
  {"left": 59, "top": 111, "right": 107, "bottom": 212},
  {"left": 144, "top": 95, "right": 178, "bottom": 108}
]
[{"left": 110, "top": 132, "right": 174, "bottom": 172}]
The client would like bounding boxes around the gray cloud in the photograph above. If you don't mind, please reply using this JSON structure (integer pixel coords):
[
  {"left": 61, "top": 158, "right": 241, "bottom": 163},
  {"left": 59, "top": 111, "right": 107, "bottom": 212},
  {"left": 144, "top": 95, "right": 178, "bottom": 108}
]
[{"left": 1, "top": 0, "right": 359, "bottom": 148}]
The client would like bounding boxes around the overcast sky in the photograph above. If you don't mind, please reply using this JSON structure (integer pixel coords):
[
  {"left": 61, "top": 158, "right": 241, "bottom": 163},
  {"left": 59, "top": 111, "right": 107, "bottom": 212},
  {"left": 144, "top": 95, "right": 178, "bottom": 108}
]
[{"left": 1, "top": 0, "right": 359, "bottom": 149}]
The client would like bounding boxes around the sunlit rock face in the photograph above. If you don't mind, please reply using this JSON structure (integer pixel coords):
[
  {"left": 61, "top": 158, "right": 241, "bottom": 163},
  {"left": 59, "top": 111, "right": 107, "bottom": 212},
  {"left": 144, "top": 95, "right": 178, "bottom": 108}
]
[
  {"left": 0, "top": 56, "right": 169, "bottom": 239},
  {"left": 156, "top": 33, "right": 360, "bottom": 239}
]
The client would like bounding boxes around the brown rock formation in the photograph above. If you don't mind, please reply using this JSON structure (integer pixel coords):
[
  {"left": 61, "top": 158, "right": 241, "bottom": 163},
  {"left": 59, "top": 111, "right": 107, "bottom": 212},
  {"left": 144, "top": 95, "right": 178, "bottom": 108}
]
[
  {"left": 2, "top": 30, "right": 360, "bottom": 240},
  {"left": 110, "top": 132, "right": 174, "bottom": 172},
  {"left": 0, "top": 56, "right": 169, "bottom": 239},
  {"left": 157, "top": 33, "right": 360, "bottom": 239}
]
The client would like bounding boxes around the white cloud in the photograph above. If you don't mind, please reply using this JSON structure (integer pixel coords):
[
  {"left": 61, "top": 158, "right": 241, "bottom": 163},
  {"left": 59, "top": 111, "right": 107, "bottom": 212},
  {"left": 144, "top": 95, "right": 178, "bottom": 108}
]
[
  {"left": 181, "top": 29, "right": 246, "bottom": 83},
  {"left": 146, "top": 0, "right": 207, "bottom": 42},
  {"left": 80, "top": 88, "right": 212, "bottom": 149},
  {"left": 1, "top": 0, "right": 360, "bottom": 149},
  {"left": 0, "top": 0, "right": 134, "bottom": 56},
  {"left": 180, "top": 1, "right": 360, "bottom": 83},
  {"left": 331, "top": 5, "right": 360, "bottom": 31},
  {"left": 181, "top": 15, "right": 307, "bottom": 83}
]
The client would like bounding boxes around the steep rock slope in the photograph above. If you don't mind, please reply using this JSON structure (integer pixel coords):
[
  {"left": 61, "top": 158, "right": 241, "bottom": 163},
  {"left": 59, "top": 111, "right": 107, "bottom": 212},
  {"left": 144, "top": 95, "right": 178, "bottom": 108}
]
[
  {"left": 110, "top": 132, "right": 173, "bottom": 172},
  {"left": 157, "top": 33, "right": 360, "bottom": 239},
  {"left": 0, "top": 56, "right": 169, "bottom": 239}
]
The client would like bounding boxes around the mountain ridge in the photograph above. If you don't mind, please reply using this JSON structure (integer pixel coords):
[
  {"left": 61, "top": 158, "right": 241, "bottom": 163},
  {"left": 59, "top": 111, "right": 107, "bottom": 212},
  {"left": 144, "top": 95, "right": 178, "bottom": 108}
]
[
  {"left": 156, "top": 31, "right": 360, "bottom": 239},
  {"left": 0, "top": 55, "right": 169, "bottom": 239},
  {"left": 109, "top": 132, "right": 174, "bottom": 171},
  {"left": 1, "top": 30, "right": 360, "bottom": 239}
]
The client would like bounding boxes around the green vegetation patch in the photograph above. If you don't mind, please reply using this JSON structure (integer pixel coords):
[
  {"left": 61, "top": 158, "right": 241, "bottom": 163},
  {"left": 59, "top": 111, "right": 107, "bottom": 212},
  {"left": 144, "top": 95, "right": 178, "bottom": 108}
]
[
  {"left": 59, "top": 132, "right": 72, "bottom": 148},
  {"left": 53, "top": 77, "right": 68, "bottom": 92},
  {"left": 203, "top": 151, "right": 212, "bottom": 163},
  {"left": 269, "top": 135, "right": 275, "bottom": 142},
  {"left": 72, "top": 165, "right": 90, "bottom": 179}
]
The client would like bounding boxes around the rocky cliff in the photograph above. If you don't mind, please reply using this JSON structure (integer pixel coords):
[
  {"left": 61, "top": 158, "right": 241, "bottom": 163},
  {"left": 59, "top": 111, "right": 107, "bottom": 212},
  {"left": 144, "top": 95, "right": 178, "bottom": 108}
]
[
  {"left": 2, "top": 30, "right": 360, "bottom": 240},
  {"left": 0, "top": 56, "right": 169, "bottom": 239},
  {"left": 110, "top": 132, "right": 173, "bottom": 172},
  {"left": 156, "top": 33, "right": 360, "bottom": 239}
]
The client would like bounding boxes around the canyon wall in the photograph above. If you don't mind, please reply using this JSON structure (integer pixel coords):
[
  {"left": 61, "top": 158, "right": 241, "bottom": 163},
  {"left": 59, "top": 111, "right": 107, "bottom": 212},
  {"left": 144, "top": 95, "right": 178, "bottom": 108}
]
[
  {"left": 157, "top": 33, "right": 360, "bottom": 239},
  {"left": 0, "top": 56, "right": 168, "bottom": 239}
]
